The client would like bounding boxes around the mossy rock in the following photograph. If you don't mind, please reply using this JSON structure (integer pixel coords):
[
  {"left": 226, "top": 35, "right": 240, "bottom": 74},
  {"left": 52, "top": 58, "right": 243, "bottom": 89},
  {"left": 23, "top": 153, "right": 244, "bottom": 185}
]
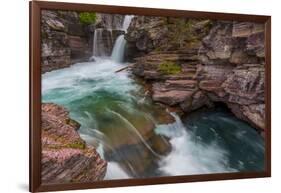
[{"left": 158, "top": 61, "right": 182, "bottom": 75}]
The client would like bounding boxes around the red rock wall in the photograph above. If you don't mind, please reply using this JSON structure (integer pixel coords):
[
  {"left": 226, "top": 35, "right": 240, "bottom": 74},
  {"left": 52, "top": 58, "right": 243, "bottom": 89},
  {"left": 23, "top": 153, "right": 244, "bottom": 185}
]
[{"left": 127, "top": 18, "right": 265, "bottom": 134}]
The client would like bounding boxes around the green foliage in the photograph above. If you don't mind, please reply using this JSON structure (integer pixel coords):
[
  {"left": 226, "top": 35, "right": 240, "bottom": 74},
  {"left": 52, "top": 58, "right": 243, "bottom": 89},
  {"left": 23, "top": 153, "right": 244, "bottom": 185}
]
[
  {"left": 159, "top": 61, "right": 181, "bottom": 75},
  {"left": 79, "top": 12, "right": 97, "bottom": 25}
]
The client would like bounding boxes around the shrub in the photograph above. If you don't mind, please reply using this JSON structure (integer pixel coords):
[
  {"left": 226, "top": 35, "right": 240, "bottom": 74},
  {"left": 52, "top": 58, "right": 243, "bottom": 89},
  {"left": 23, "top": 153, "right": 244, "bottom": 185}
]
[
  {"left": 159, "top": 61, "right": 181, "bottom": 75},
  {"left": 79, "top": 12, "right": 97, "bottom": 25}
]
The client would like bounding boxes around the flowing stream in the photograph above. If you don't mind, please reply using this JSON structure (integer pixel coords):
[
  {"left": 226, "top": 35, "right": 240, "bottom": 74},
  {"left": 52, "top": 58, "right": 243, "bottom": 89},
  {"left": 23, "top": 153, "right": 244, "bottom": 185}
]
[{"left": 42, "top": 15, "right": 265, "bottom": 180}]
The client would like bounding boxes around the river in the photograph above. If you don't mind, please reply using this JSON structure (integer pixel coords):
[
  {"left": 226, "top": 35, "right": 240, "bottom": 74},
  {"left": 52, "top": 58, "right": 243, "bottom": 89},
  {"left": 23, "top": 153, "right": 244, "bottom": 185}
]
[
  {"left": 41, "top": 15, "right": 264, "bottom": 180},
  {"left": 42, "top": 56, "right": 264, "bottom": 179}
]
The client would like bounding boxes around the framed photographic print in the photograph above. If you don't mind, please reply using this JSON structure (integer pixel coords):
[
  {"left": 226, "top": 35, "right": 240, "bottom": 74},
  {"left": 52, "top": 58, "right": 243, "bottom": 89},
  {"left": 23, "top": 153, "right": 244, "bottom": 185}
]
[{"left": 30, "top": 1, "right": 271, "bottom": 192}]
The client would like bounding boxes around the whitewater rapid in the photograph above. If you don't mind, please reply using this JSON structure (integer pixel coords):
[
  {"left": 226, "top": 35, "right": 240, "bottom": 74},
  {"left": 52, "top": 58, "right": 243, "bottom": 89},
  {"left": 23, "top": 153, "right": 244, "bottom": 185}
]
[{"left": 42, "top": 57, "right": 259, "bottom": 179}]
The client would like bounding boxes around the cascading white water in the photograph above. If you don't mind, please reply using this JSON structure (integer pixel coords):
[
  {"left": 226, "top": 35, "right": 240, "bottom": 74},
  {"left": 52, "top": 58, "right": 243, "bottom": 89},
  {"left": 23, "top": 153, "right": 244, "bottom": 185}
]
[
  {"left": 92, "top": 28, "right": 114, "bottom": 57},
  {"left": 93, "top": 29, "right": 104, "bottom": 56},
  {"left": 111, "top": 35, "right": 126, "bottom": 63},
  {"left": 122, "top": 15, "right": 134, "bottom": 31},
  {"left": 155, "top": 113, "right": 237, "bottom": 175},
  {"left": 111, "top": 15, "right": 134, "bottom": 62},
  {"left": 93, "top": 15, "right": 133, "bottom": 60},
  {"left": 108, "top": 29, "right": 113, "bottom": 47}
]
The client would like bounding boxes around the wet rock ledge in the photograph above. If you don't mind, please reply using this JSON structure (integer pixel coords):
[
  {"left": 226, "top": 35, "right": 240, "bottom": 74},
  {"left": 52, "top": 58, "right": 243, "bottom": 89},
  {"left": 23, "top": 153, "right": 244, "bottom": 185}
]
[{"left": 41, "top": 103, "right": 107, "bottom": 184}]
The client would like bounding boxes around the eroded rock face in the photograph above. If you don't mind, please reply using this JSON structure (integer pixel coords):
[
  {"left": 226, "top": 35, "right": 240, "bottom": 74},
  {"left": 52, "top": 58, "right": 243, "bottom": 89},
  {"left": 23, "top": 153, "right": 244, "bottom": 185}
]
[
  {"left": 128, "top": 18, "right": 265, "bottom": 133},
  {"left": 197, "top": 21, "right": 265, "bottom": 132},
  {"left": 41, "top": 103, "right": 107, "bottom": 184},
  {"left": 41, "top": 10, "right": 92, "bottom": 73},
  {"left": 198, "top": 63, "right": 265, "bottom": 131},
  {"left": 125, "top": 17, "right": 168, "bottom": 53},
  {"left": 125, "top": 17, "right": 212, "bottom": 61},
  {"left": 95, "top": 13, "right": 124, "bottom": 29},
  {"left": 199, "top": 21, "right": 265, "bottom": 65}
]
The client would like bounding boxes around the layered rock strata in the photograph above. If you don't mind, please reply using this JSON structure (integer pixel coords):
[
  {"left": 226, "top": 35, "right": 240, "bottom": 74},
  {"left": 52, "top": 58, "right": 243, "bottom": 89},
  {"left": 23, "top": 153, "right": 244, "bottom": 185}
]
[
  {"left": 41, "top": 103, "right": 107, "bottom": 184},
  {"left": 41, "top": 10, "right": 92, "bottom": 73},
  {"left": 127, "top": 17, "right": 265, "bottom": 134}
]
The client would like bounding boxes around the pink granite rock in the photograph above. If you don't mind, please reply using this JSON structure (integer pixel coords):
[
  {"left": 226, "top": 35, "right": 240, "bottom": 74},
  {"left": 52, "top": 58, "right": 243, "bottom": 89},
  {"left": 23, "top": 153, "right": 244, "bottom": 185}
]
[{"left": 41, "top": 103, "right": 107, "bottom": 184}]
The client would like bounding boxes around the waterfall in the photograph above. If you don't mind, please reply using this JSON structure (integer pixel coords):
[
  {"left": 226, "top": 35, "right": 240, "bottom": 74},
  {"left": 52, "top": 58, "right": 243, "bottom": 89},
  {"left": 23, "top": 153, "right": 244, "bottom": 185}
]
[
  {"left": 122, "top": 15, "right": 134, "bottom": 31},
  {"left": 110, "top": 15, "right": 133, "bottom": 62},
  {"left": 111, "top": 35, "right": 126, "bottom": 63},
  {"left": 93, "top": 29, "right": 104, "bottom": 56},
  {"left": 92, "top": 28, "right": 114, "bottom": 57}
]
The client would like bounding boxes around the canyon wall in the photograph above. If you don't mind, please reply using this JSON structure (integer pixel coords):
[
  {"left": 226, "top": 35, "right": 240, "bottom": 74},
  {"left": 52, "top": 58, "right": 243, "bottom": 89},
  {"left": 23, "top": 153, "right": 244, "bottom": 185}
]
[
  {"left": 41, "top": 10, "right": 91, "bottom": 73},
  {"left": 41, "top": 103, "right": 107, "bottom": 184},
  {"left": 126, "top": 17, "right": 265, "bottom": 135}
]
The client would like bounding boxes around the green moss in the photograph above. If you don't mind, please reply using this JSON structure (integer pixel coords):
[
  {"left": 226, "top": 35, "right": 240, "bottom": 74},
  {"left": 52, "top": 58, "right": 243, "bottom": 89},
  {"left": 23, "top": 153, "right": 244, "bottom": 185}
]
[
  {"left": 66, "top": 141, "right": 86, "bottom": 149},
  {"left": 158, "top": 61, "right": 181, "bottom": 75},
  {"left": 45, "top": 141, "right": 86, "bottom": 150},
  {"left": 79, "top": 12, "right": 96, "bottom": 25}
]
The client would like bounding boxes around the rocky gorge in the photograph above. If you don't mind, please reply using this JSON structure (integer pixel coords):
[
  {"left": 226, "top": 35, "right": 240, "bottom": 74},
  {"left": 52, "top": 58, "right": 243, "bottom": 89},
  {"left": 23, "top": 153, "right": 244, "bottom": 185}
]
[
  {"left": 125, "top": 17, "right": 265, "bottom": 135},
  {"left": 41, "top": 10, "right": 265, "bottom": 183}
]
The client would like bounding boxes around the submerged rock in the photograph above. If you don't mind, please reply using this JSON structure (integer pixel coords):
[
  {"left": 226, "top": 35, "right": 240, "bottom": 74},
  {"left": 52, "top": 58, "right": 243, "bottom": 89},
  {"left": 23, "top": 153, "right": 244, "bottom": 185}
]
[
  {"left": 104, "top": 133, "right": 171, "bottom": 177},
  {"left": 41, "top": 103, "right": 107, "bottom": 184},
  {"left": 92, "top": 102, "right": 173, "bottom": 177}
]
